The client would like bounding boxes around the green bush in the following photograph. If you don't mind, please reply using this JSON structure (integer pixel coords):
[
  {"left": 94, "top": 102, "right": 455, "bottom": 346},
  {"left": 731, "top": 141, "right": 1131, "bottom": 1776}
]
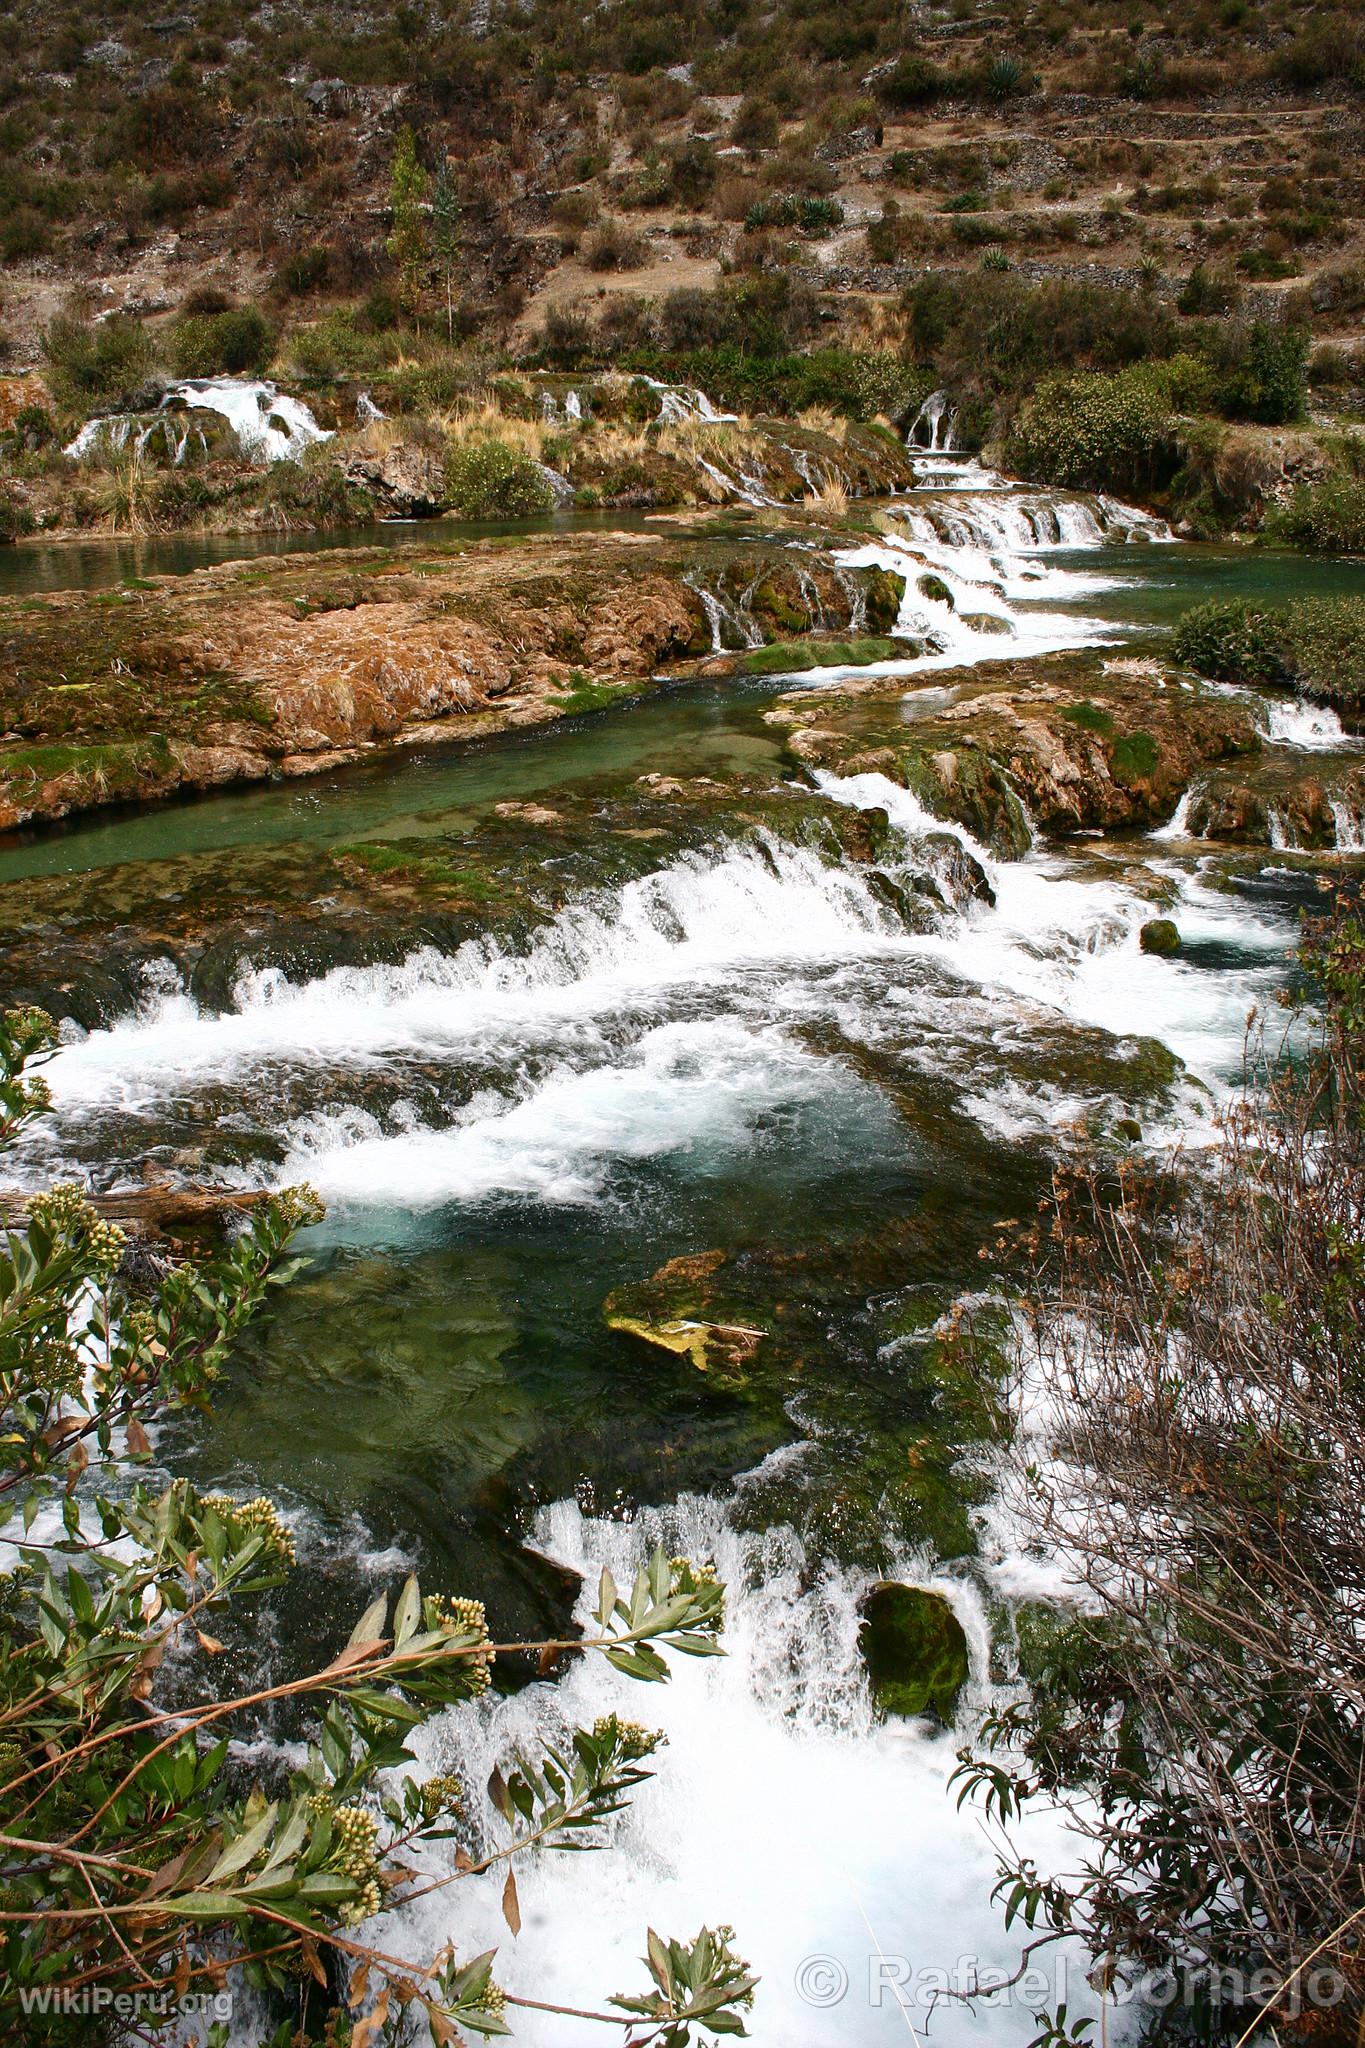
[
  {"left": 881, "top": 55, "right": 946, "bottom": 107},
  {"left": 1173, "top": 595, "right": 1365, "bottom": 711},
  {"left": 1280, "top": 597, "right": 1365, "bottom": 710},
  {"left": 171, "top": 306, "right": 275, "bottom": 378},
  {"left": 1269, "top": 471, "right": 1365, "bottom": 554},
  {"left": 1007, "top": 364, "right": 1179, "bottom": 495},
  {"left": 41, "top": 313, "right": 156, "bottom": 412},
  {"left": 0, "top": 487, "right": 35, "bottom": 542},
  {"left": 443, "top": 436, "right": 555, "bottom": 517},
  {"left": 1172, "top": 599, "right": 1287, "bottom": 684},
  {"left": 1209, "top": 319, "right": 1308, "bottom": 425}
]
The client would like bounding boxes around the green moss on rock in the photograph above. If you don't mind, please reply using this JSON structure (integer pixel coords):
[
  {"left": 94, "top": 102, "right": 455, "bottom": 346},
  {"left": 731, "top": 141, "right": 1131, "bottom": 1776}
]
[{"left": 858, "top": 1581, "right": 970, "bottom": 1721}]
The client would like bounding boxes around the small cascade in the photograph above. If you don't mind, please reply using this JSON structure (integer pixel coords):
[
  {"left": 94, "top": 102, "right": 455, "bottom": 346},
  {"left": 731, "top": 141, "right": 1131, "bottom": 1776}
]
[
  {"left": 1149, "top": 790, "right": 1195, "bottom": 843},
  {"left": 894, "top": 488, "right": 1168, "bottom": 555},
  {"left": 638, "top": 376, "right": 738, "bottom": 426},
  {"left": 66, "top": 378, "right": 332, "bottom": 466},
  {"left": 831, "top": 565, "right": 869, "bottom": 634},
  {"left": 907, "top": 388, "right": 957, "bottom": 452},
  {"left": 1331, "top": 800, "right": 1364, "bottom": 852},
  {"left": 356, "top": 391, "right": 385, "bottom": 426},
  {"left": 1262, "top": 696, "right": 1352, "bottom": 753},
  {"left": 1267, "top": 807, "right": 1295, "bottom": 851},
  {"left": 686, "top": 578, "right": 764, "bottom": 653}
]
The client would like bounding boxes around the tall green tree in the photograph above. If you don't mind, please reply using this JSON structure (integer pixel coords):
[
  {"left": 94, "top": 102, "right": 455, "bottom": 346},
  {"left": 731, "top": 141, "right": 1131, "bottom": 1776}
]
[
  {"left": 387, "top": 126, "right": 430, "bottom": 333},
  {"left": 431, "top": 158, "right": 462, "bottom": 346}
]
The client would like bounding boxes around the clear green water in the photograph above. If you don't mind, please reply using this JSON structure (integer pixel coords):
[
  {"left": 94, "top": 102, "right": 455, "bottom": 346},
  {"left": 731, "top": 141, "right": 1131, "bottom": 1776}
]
[{"left": 6, "top": 503, "right": 1359, "bottom": 2041}]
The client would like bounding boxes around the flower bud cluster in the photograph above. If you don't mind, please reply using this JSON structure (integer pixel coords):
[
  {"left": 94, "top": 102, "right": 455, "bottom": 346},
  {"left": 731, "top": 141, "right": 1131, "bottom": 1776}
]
[{"left": 201, "top": 1493, "right": 298, "bottom": 1565}]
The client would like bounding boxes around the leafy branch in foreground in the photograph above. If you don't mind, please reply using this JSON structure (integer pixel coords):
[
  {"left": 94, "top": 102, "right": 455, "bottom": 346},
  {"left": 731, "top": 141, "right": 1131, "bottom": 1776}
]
[{"left": 0, "top": 1008, "right": 754, "bottom": 2046}]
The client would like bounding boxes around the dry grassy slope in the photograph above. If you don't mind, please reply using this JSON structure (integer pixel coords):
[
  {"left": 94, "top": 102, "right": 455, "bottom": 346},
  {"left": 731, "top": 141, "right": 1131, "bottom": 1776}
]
[{"left": 1, "top": 0, "right": 1363, "bottom": 360}]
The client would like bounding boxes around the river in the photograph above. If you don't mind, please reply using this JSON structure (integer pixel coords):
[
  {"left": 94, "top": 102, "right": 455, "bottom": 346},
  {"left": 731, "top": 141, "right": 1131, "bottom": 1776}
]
[{"left": 4, "top": 455, "right": 1363, "bottom": 2044}]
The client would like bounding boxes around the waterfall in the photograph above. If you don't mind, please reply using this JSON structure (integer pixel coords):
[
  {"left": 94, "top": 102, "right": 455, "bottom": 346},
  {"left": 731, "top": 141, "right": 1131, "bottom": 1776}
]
[
  {"left": 908, "top": 389, "right": 957, "bottom": 452},
  {"left": 639, "top": 376, "right": 739, "bottom": 426},
  {"left": 1262, "top": 697, "right": 1351, "bottom": 752},
  {"left": 1149, "top": 790, "right": 1194, "bottom": 843},
  {"left": 1331, "top": 800, "right": 1364, "bottom": 852},
  {"left": 686, "top": 577, "right": 763, "bottom": 651},
  {"left": 65, "top": 378, "right": 331, "bottom": 466},
  {"left": 1267, "top": 807, "right": 1294, "bottom": 851}
]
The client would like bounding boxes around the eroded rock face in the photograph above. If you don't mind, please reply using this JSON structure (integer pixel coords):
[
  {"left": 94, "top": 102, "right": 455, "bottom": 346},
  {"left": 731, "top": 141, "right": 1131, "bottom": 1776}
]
[
  {"left": 858, "top": 1581, "right": 970, "bottom": 1721},
  {"left": 0, "top": 530, "right": 884, "bottom": 829},
  {"left": 341, "top": 440, "right": 448, "bottom": 517},
  {"left": 771, "top": 651, "right": 1265, "bottom": 852}
]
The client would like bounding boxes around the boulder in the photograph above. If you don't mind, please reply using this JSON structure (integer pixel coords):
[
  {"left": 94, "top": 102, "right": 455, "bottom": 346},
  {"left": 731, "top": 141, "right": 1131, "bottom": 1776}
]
[
  {"left": 858, "top": 1581, "right": 970, "bottom": 1721},
  {"left": 343, "top": 440, "right": 448, "bottom": 517},
  {"left": 1139, "top": 917, "right": 1182, "bottom": 957}
]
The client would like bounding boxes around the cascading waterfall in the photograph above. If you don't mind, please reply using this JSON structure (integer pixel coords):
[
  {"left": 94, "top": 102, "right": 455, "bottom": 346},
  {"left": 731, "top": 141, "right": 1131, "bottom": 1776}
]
[
  {"left": 1331, "top": 800, "right": 1365, "bottom": 852},
  {"left": 65, "top": 377, "right": 332, "bottom": 465},
  {"left": 370, "top": 1485, "right": 1095, "bottom": 2048},
  {"left": 685, "top": 576, "right": 765, "bottom": 651},
  {"left": 907, "top": 389, "right": 958, "bottom": 452}
]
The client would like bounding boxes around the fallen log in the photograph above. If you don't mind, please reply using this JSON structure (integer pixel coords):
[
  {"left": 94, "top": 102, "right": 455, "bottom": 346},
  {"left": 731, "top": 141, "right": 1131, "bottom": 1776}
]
[{"left": 0, "top": 1186, "right": 269, "bottom": 1234}]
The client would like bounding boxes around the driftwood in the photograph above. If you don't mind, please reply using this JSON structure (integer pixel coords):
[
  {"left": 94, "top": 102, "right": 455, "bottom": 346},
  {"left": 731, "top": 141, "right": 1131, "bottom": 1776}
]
[{"left": 0, "top": 1186, "right": 269, "bottom": 1235}]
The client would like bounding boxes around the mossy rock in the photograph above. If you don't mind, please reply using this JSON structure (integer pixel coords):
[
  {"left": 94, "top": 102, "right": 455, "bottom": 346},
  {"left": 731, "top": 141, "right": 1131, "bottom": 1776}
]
[
  {"left": 1109, "top": 729, "right": 1161, "bottom": 786},
  {"left": 917, "top": 572, "right": 954, "bottom": 610},
  {"left": 959, "top": 611, "right": 1013, "bottom": 636},
  {"left": 1139, "top": 917, "right": 1182, "bottom": 957},
  {"left": 862, "top": 566, "right": 907, "bottom": 635},
  {"left": 741, "top": 636, "right": 899, "bottom": 676},
  {"left": 858, "top": 1581, "right": 970, "bottom": 1721}
]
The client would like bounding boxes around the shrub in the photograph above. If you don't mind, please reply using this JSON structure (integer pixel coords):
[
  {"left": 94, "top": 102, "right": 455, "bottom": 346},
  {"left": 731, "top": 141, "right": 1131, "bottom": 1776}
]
[
  {"left": 732, "top": 96, "right": 779, "bottom": 150},
  {"left": 1007, "top": 364, "right": 1179, "bottom": 495},
  {"left": 1174, "top": 595, "right": 1365, "bottom": 710},
  {"left": 171, "top": 306, "right": 275, "bottom": 378},
  {"left": 881, "top": 54, "right": 946, "bottom": 108},
  {"left": 41, "top": 312, "right": 156, "bottom": 412},
  {"left": 956, "top": 909, "right": 1365, "bottom": 2039},
  {"left": 1210, "top": 319, "right": 1308, "bottom": 425},
  {"left": 744, "top": 193, "right": 844, "bottom": 234},
  {"left": 1172, "top": 599, "right": 1287, "bottom": 683},
  {"left": 0, "top": 486, "right": 34, "bottom": 542},
  {"left": 1280, "top": 597, "right": 1365, "bottom": 709},
  {"left": 1270, "top": 472, "right": 1365, "bottom": 554},
  {"left": 444, "top": 436, "right": 555, "bottom": 517},
  {"left": 584, "top": 221, "right": 650, "bottom": 271},
  {"left": 273, "top": 242, "right": 332, "bottom": 298}
]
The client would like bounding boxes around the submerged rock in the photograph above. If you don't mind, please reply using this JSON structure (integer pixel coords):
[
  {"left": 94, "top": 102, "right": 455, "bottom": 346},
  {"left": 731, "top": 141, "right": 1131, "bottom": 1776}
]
[
  {"left": 858, "top": 1581, "right": 970, "bottom": 1721},
  {"left": 603, "top": 1250, "right": 767, "bottom": 1391}
]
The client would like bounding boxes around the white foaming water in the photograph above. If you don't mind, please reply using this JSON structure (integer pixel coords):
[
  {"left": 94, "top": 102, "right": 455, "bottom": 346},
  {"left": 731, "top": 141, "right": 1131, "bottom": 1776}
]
[
  {"left": 39, "top": 842, "right": 908, "bottom": 1115},
  {"left": 814, "top": 770, "right": 1291, "bottom": 1081},
  {"left": 639, "top": 376, "right": 739, "bottom": 426},
  {"left": 378, "top": 1487, "right": 1097, "bottom": 2048},
  {"left": 1262, "top": 696, "right": 1351, "bottom": 752},
  {"left": 66, "top": 379, "right": 331, "bottom": 465},
  {"left": 279, "top": 1019, "right": 857, "bottom": 1208},
  {"left": 1331, "top": 800, "right": 1364, "bottom": 852},
  {"left": 816, "top": 464, "right": 1172, "bottom": 682}
]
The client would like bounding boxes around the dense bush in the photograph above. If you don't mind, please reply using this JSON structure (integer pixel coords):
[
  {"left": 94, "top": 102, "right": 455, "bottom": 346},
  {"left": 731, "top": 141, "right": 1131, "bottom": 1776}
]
[
  {"left": 41, "top": 313, "right": 157, "bottom": 413},
  {"left": 1173, "top": 594, "right": 1365, "bottom": 710},
  {"left": 1172, "top": 598, "right": 1287, "bottom": 683},
  {"left": 444, "top": 436, "right": 555, "bottom": 517},
  {"left": 1281, "top": 597, "right": 1365, "bottom": 709},
  {"left": 171, "top": 307, "right": 275, "bottom": 378},
  {"left": 1269, "top": 471, "right": 1365, "bottom": 553},
  {"left": 1007, "top": 364, "right": 1180, "bottom": 494},
  {"left": 1207, "top": 318, "right": 1308, "bottom": 424}
]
